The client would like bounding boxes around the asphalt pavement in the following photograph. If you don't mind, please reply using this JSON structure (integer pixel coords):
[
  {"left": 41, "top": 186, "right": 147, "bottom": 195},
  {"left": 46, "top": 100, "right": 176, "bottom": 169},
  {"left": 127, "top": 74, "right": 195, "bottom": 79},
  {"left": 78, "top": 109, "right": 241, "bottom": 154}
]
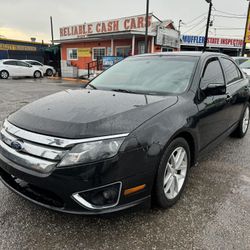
[{"left": 0, "top": 78, "right": 249, "bottom": 250}]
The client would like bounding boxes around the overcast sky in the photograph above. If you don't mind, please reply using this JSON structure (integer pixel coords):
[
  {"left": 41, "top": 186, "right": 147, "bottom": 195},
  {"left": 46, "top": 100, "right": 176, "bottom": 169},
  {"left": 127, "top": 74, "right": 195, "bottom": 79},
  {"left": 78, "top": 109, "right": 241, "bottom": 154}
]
[{"left": 0, "top": 0, "right": 247, "bottom": 43}]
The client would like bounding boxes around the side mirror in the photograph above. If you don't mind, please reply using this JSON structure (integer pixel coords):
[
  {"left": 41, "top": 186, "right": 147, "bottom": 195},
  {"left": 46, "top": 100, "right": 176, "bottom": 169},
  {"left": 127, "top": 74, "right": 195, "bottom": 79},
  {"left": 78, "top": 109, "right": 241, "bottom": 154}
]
[
  {"left": 203, "top": 83, "right": 226, "bottom": 96},
  {"left": 200, "top": 78, "right": 226, "bottom": 96}
]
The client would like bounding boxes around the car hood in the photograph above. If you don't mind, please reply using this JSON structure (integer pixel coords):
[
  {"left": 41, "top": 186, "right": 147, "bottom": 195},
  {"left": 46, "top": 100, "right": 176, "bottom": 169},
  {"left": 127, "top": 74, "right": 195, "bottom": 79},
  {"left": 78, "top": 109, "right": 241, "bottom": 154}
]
[
  {"left": 242, "top": 68, "right": 250, "bottom": 76},
  {"left": 8, "top": 89, "right": 178, "bottom": 139}
]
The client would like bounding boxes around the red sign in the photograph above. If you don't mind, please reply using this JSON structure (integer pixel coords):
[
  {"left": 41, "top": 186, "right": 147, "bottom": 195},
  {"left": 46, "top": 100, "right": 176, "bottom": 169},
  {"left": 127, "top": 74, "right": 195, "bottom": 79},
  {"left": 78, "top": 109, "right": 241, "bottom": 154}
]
[{"left": 60, "top": 14, "right": 153, "bottom": 39}]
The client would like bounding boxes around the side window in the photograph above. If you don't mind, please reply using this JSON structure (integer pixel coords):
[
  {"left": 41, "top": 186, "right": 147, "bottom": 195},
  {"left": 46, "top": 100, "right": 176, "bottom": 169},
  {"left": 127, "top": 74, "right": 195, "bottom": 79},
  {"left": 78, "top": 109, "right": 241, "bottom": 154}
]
[
  {"left": 3, "top": 61, "right": 17, "bottom": 66},
  {"left": 30, "top": 61, "right": 42, "bottom": 66},
  {"left": 221, "top": 58, "right": 242, "bottom": 85},
  {"left": 16, "top": 61, "right": 30, "bottom": 67},
  {"left": 201, "top": 58, "right": 225, "bottom": 89}
]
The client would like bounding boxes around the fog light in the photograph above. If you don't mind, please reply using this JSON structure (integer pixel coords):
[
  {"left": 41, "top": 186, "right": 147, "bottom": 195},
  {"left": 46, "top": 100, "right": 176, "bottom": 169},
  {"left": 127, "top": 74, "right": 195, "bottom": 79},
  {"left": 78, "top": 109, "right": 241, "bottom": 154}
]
[{"left": 72, "top": 182, "right": 122, "bottom": 210}]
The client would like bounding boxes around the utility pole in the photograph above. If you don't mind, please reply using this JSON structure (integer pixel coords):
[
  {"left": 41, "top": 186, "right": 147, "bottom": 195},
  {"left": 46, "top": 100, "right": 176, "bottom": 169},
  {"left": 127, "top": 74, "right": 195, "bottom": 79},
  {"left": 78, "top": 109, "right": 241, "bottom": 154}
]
[
  {"left": 144, "top": 0, "right": 149, "bottom": 53},
  {"left": 178, "top": 20, "right": 182, "bottom": 32},
  {"left": 203, "top": 0, "right": 213, "bottom": 52},
  {"left": 50, "top": 16, "right": 54, "bottom": 45},
  {"left": 242, "top": 0, "right": 250, "bottom": 56}
]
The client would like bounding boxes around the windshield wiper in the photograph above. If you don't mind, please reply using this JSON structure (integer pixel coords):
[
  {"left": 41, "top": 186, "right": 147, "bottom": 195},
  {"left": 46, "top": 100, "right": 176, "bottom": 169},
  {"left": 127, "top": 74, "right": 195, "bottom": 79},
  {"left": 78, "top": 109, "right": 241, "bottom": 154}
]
[
  {"left": 86, "top": 83, "right": 97, "bottom": 89},
  {"left": 112, "top": 88, "right": 139, "bottom": 94}
]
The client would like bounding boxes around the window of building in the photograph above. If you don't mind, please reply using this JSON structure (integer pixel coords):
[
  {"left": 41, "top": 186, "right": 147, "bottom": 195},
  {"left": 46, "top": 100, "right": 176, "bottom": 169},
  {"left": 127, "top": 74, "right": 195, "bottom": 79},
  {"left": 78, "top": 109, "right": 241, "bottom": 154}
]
[
  {"left": 161, "top": 47, "right": 173, "bottom": 52},
  {"left": 116, "top": 47, "right": 131, "bottom": 58},
  {"left": 220, "top": 58, "right": 242, "bottom": 85},
  {"left": 92, "top": 48, "right": 106, "bottom": 60},
  {"left": 67, "top": 48, "right": 78, "bottom": 60}
]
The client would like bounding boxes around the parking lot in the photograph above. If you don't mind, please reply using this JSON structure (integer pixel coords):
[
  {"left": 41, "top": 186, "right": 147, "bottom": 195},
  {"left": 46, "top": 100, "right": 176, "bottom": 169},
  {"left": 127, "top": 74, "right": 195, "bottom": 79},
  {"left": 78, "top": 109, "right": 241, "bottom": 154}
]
[{"left": 0, "top": 78, "right": 250, "bottom": 250}]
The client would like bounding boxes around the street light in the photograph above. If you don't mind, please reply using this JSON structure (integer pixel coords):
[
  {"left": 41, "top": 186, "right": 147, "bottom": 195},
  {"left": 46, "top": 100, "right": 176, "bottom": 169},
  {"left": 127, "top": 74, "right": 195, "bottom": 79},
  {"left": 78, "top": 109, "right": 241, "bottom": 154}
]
[
  {"left": 144, "top": 0, "right": 149, "bottom": 53},
  {"left": 203, "top": 0, "right": 213, "bottom": 52}
]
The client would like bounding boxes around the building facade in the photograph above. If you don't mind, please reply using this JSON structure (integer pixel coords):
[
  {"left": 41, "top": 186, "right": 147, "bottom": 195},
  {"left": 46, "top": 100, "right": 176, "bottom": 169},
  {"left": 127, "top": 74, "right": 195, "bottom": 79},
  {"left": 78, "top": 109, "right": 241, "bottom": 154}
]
[
  {"left": 181, "top": 35, "right": 244, "bottom": 56},
  {"left": 56, "top": 14, "right": 180, "bottom": 77},
  {"left": 0, "top": 38, "right": 50, "bottom": 63}
]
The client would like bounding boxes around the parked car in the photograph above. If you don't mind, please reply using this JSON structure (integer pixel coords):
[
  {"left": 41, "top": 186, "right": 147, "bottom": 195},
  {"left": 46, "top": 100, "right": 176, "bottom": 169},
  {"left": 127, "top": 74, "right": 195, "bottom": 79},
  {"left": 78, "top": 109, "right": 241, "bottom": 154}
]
[
  {"left": 22, "top": 60, "right": 56, "bottom": 76},
  {"left": 0, "top": 52, "right": 249, "bottom": 215},
  {"left": 233, "top": 57, "right": 250, "bottom": 77},
  {"left": 0, "top": 59, "right": 43, "bottom": 79}
]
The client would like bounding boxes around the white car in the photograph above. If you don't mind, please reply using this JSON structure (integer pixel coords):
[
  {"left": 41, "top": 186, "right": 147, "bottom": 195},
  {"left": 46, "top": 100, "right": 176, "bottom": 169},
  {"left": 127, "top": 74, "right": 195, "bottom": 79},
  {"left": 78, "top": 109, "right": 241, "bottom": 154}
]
[
  {"left": 233, "top": 57, "right": 250, "bottom": 77},
  {"left": 0, "top": 59, "right": 43, "bottom": 79},
  {"left": 22, "top": 60, "right": 56, "bottom": 76}
]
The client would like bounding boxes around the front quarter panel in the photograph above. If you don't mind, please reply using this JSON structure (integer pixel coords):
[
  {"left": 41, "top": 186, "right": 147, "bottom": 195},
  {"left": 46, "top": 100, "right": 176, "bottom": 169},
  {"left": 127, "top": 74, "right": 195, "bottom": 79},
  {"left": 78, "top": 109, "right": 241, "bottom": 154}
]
[{"left": 129, "top": 92, "right": 199, "bottom": 176}]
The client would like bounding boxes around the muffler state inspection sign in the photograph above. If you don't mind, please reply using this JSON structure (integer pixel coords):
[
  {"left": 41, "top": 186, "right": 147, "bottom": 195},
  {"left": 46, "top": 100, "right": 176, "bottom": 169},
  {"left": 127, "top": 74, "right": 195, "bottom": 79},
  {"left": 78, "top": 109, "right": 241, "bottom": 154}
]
[{"left": 60, "top": 14, "right": 153, "bottom": 39}]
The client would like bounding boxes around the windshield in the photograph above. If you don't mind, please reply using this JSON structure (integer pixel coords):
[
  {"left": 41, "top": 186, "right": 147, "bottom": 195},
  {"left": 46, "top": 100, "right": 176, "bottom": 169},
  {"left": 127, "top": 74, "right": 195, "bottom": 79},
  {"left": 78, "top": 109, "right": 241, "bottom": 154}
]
[
  {"left": 91, "top": 56, "right": 198, "bottom": 95},
  {"left": 239, "top": 59, "right": 250, "bottom": 69}
]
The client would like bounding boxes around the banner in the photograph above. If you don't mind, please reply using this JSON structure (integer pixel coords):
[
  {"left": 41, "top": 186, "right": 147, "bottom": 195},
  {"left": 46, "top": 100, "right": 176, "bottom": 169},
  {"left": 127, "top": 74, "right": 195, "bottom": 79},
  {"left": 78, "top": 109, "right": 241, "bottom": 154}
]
[
  {"left": 245, "top": 13, "right": 250, "bottom": 43},
  {"left": 60, "top": 14, "right": 153, "bottom": 39},
  {"left": 78, "top": 48, "right": 91, "bottom": 57},
  {"left": 0, "top": 43, "right": 37, "bottom": 51}
]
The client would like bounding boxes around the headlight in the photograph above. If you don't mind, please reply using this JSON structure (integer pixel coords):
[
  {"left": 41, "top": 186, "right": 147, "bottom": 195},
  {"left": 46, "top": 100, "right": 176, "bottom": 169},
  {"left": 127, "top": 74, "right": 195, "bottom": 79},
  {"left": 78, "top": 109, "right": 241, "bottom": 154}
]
[{"left": 58, "top": 137, "right": 125, "bottom": 167}]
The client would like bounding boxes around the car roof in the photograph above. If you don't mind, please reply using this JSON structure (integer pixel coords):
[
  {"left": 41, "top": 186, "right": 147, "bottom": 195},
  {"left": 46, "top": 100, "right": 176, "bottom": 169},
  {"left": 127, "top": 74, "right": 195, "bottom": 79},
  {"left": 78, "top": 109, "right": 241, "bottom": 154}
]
[
  {"left": 1, "top": 59, "right": 19, "bottom": 61},
  {"left": 132, "top": 51, "right": 230, "bottom": 59},
  {"left": 233, "top": 56, "right": 250, "bottom": 59}
]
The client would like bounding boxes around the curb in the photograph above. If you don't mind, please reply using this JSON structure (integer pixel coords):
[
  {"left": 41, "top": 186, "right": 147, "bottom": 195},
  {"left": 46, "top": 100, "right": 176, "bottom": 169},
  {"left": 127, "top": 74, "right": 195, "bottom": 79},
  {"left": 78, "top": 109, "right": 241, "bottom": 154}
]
[{"left": 48, "top": 77, "right": 89, "bottom": 84}]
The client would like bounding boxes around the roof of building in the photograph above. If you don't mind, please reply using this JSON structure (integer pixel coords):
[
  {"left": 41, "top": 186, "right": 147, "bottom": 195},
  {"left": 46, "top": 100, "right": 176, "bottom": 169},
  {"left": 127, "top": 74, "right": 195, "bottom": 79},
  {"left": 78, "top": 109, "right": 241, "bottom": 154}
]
[{"left": 0, "top": 37, "right": 50, "bottom": 45}]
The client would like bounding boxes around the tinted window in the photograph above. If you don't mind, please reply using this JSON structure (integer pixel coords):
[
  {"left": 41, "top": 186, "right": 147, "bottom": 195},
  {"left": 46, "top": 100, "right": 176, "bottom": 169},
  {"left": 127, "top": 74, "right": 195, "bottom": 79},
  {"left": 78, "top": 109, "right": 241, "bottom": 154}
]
[
  {"left": 27, "top": 61, "right": 42, "bottom": 66},
  {"left": 3, "top": 61, "right": 17, "bottom": 66},
  {"left": 201, "top": 58, "right": 224, "bottom": 88},
  {"left": 16, "top": 61, "right": 30, "bottom": 67},
  {"left": 221, "top": 58, "right": 242, "bottom": 84},
  {"left": 91, "top": 56, "right": 198, "bottom": 95}
]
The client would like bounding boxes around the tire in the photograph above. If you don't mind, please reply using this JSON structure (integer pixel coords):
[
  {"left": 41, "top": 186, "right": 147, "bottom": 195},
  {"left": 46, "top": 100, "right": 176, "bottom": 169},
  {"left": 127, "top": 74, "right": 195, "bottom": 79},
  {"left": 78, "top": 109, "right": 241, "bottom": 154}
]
[
  {"left": 0, "top": 70, "right": 9, "bottom": 79},
  {"left": 232, "top": 104, "right": 250, "bottom": 138},
  {"left": 46, "top": 69, "right": 53, "bottom": 76},
  {"left": 34, "top": 71, "right": 42, "bottom": 78},
  {"left": 154, "top": 137, "right": 190, "bottom": 208}
]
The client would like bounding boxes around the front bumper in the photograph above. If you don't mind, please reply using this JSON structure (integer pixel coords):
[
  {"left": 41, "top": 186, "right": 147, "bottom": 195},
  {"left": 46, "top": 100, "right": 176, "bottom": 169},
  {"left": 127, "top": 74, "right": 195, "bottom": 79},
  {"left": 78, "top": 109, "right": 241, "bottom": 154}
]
[{"left": 0, "top": 152, "right": 152, "bottom": 215}]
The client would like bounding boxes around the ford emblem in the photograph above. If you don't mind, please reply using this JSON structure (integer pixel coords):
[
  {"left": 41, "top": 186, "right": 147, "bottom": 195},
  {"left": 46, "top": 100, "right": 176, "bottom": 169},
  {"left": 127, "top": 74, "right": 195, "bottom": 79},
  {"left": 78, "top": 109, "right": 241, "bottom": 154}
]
[{"left": 10, "top": 140, "right": 24, "bottom": 151}]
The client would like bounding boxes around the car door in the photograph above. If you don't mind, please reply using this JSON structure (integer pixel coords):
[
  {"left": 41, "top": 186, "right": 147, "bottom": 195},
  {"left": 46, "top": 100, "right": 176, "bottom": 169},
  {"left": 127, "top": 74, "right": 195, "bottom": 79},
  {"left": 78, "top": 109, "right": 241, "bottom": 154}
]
[
  {"left": 196, "top": 57, "right": 229, "bottom": 150},
  {"left": 16, "top": 61, "right": 33, "bottom": 76},
  {"left": 3, "top": 60, "right": 19, "bottom": 76},
  {"left": 220, "top": 57, "right": 249, "bottom": 127}
]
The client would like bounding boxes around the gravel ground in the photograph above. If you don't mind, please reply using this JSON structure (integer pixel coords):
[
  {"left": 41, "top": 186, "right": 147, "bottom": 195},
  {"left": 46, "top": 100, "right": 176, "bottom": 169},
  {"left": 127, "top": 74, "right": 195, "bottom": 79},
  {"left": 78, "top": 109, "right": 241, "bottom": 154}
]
[{"left": 0, "top": 78, "right": 249, "bottom": 250}]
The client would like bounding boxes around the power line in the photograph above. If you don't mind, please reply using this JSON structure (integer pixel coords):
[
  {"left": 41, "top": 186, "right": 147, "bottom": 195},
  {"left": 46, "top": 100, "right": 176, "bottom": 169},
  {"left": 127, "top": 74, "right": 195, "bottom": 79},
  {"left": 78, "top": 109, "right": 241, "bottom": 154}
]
[
  {"left": 182, "top": 17, "right": 207, "bottom": 34},
  {"left": 183, "top": 12, "right": 208, "bottom": 25},
  {"left": 212, "top": 8, "right": 246, "bottom": 17},
  {"left": 213, "top": 27, "right": 244, "bottom": 30},
  {"left": 213, "top": 14, "right": 246, "bottom": 19}
]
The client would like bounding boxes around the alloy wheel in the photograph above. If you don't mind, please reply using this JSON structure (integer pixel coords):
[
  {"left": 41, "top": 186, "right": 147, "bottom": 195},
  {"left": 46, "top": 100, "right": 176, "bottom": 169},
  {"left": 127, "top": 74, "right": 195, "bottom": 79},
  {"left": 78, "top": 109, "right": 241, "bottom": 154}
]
[
  {"left": 242, "top": 106, "right": 250, "bottom": 134},
  {"left": 1, "top": 71, "right": 8, "bottom": 79},
  {"left": 163, "top": 147, "right": 188, "bottom": 200}
]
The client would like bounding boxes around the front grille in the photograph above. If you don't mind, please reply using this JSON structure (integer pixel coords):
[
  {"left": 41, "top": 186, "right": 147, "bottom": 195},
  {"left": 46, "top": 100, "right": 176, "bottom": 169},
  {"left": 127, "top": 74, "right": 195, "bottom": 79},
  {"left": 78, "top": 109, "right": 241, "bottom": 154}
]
[
  {"left": 0, "top": 120, "right": 129, "bottom": 174},
  {"left": 0, "top": 120, "right": 71, "bottom": 173}
]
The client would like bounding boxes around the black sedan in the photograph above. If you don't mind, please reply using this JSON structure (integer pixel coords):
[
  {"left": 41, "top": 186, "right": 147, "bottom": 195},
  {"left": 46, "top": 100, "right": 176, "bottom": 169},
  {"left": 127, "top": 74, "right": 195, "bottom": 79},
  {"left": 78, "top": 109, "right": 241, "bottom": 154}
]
[{"left": 0, "top": 52, "right": 249, "bottom": 214}]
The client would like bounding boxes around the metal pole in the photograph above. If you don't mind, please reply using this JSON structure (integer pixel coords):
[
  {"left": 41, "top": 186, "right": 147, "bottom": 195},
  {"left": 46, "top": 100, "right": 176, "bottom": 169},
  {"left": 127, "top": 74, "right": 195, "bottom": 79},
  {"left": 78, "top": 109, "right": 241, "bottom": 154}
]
[
  {"left": 178, "top": 20, "right": 182, "bottom": 32},
  {"left": 144, "top": 0, "right": 149, "bottom": 53},
  {"left": 203, "top": 1, "right": 212, "bottom": 52},
  {"left": 242, "top": 1, "right": 250, "bottom": 56},
  {"left": 50, "top": 16, "right": 54, "bottom": 45}
]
